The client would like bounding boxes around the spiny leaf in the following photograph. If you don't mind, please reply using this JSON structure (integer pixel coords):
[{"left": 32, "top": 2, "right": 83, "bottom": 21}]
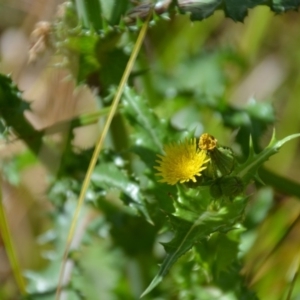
[
  {"left": 0, "top": 74, "right": 31, "bottom": 123},
  {"left": 0, "top": 74, "right": 43, "bottom": 154},
  {"left": 96, "top": 45, "right": 129, "bottom": 94},
  {"left": 194, "top": 230, "right": 243, "bottom": 278},
  {"left": 223, "top": 0, "right": 254, "bottom": 22},
  {"left": 272, "top": 0, "right": 300, "bottom": 12},
  {"left": 53, "top": 2, "right": 131, "bottom": 86},
  {"left": 75, "top": 0, "right": 103, "bottom": 30},
  {"left": 178, "top": 0, "right": 222, "bottom": 21},
  {"left": 141, "top": 197, "right": 245, "bottom": 297},
  {"left": 173, "top": 185, "right": 212, "bottom": 221},
  {"left": 234, "top": 131, "right": 300, "bottom": 184},
  {"left": 106, "top": 0, "right": 131, "bottom": 25},
  {"left": 53, "top": 4, "right": 100, "bottom": 84},
  {"left": 91, "top": 163, "right": 153, "bottom": 224},
  {"left": 122, "top": 86, "right": 165, "bottom": 152},
  {"left": 75, "top": 0, "right": 130, "bottom": 28},
  {"left": 68, "top": 32, "right": 100, "bottom": 83},
  {"left": 177, "top": 0, "right": 300, "bottom": 22}
]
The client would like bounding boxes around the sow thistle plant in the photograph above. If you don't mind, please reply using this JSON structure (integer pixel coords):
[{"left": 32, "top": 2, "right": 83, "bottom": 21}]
[{"left": 141, "top": 131, "right": 300, "bottom": 296}]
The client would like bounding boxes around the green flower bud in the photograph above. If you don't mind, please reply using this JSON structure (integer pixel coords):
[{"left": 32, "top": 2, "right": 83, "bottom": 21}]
[{"left": 212, "top": 146, "right": 236, "bottom": 176}]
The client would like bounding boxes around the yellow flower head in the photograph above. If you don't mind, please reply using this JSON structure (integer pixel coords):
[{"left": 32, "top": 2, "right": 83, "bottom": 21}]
[{"left": 155, "top": 138, "right": 210, "bottom": 185}]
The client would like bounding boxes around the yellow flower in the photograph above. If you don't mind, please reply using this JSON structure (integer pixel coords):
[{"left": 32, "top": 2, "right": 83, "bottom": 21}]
[{"left": 155, "top": 138, "right": 210, "bottom": 185}]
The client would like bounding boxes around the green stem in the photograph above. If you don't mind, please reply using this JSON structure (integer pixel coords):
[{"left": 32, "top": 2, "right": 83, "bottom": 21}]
[
  {"left": 259, "top": 167, "right": 300, "bottom": 199},
  {"left": 0, "top": 184, "right": 27, "bottom": 296}
]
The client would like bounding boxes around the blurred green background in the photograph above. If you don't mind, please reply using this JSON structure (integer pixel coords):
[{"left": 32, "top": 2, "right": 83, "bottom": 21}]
[{"left": 1, "top": 0, "right": 300, "bottom": 299}]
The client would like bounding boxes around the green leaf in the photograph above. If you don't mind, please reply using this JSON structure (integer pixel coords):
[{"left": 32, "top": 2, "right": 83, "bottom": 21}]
[
  {"left": 96, "top": 46, "right": 128, "bottom": 94},
  {"left": 177, "top": 0, "right": 222, "bottom": 21},
  {"left": 272, "top": 0, "right": 300, "bottom": 12},
  {"left": 50, "top": 2, "right": 100, "bottom": 84},
  {"left": 91, "top": 163, "right": 153, "bottom": 223},
  {"left": 95, "top": 198, "right": 158, "bottom": 256},
  {"left": 141, "top": 198, "right": 245, "bottom": 297},
  {"left": 0, "top": 74, "right": 30, "bottom": 123},
  {"left": 173, "top": 186, "right": 212, "bottom": 221},
  {"left": 234, "top": 131, "right": 300, "bottom": 184},
  {"left": 75, "top": 0, "right": 130, "bottom": 28},
  {"left": 259, "top": 167, "right": 300, "bottom": 199},
  {"left": 195, "top": 230, "right": 242, "bottom": 277},
  {"left": 210, "top": 232, "right": 240, "bottom": 274},
  {"left": 122, "top": 86, "right": 165, "bottom": 152},
  {"left": 66, "top": 32, "right": 100, "bottom": 83},
  {"left": 177, "top": 0, "right": 300, "bottom": 22},
  {"left": 100, "top": 0, "right": 129, "bottom": 25},
  {"left": 223, "top": 0, "right": 252, "bottom": 22},
  {"left": 74, "top": 0, "right": 103, "bottom": 30},
  {"left": 0, "top": 74, "right": 43, "bottom": 154}
]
